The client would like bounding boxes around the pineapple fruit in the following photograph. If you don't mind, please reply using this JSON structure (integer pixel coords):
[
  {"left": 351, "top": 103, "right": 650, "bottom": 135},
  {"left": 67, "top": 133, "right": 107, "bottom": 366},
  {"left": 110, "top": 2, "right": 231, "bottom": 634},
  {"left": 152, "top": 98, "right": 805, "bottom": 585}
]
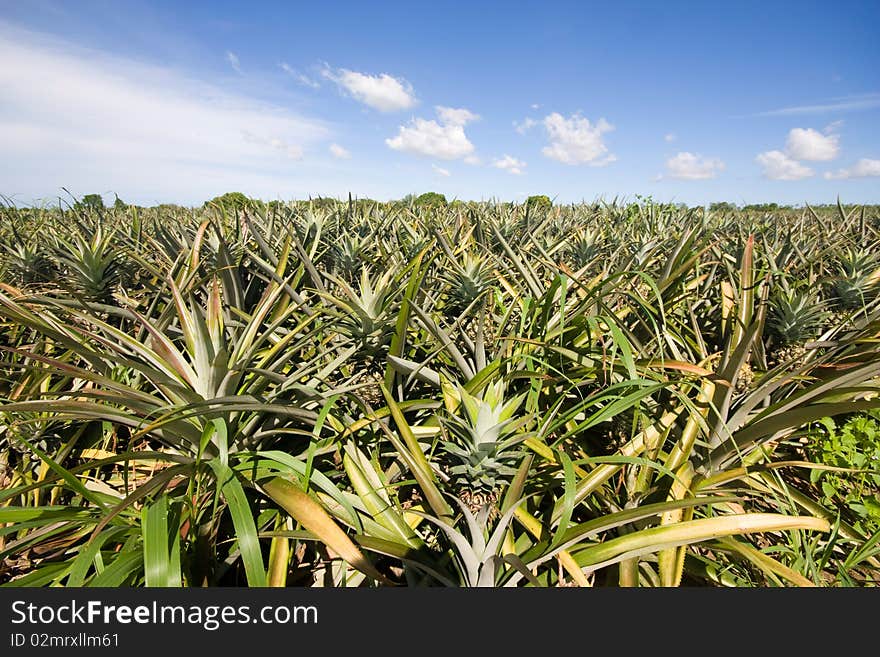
[
  {"left": 439, "top": 382, "right": 528, "bottom": 521},
  {"left": 705, "top": 352, "right": 756, "bottom": 395}
]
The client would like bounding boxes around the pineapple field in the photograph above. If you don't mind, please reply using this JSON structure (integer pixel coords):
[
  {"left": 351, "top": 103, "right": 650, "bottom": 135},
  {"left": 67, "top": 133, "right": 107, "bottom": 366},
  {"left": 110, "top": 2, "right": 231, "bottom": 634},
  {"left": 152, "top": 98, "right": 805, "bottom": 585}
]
[{"left": 1, "top": 195, "right": 879, "bottom": 587}]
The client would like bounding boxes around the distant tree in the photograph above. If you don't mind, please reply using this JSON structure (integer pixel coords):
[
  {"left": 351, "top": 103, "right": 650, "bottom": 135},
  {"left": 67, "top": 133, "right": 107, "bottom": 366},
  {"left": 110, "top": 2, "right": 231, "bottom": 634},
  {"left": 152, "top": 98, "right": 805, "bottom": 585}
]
[
  {"left": 308, "top": 196, "right": 339, "bottom": 210},
  {"left": 76, "top": 193, "right": 105, "bottom": 211},
  {"left": 525, "top": 195, "right": 552, "bottom": 212},
  {"left": 742, "top": 202, "right": 782, "bottom": 212},
  {"left": 709, "top": 202, "right": 737, "bottom": 213},
  {"left": 415, "top": 192, "right": 448, "bottom": 208},
  {"left": 204, "top": 192, "right": 260, "bottom": 214}
]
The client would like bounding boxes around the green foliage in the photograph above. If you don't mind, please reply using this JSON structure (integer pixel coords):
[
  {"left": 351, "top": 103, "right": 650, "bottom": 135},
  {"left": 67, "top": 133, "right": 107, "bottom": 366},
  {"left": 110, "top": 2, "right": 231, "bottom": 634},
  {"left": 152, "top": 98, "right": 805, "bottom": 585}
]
[
  {"left": 742, "top": 202, "right": 783, "bottom": 212},
  {"left": 525, "top": 195, "right": 552, "bottom": 211},
  {"left": 76, "top": 193, "right": 105, "bottom": 211},
  {"left": 808, "top": 412, "right": 880, "bottom": 536},
  {"left": 414, "top": 192, "right": 448, "bottom": 207},
  {"left": 0, "top": 197, "right": 879, "bottom": 588},
  {"left": 203, "top": 191, "right": 261, "bottom": 214}
]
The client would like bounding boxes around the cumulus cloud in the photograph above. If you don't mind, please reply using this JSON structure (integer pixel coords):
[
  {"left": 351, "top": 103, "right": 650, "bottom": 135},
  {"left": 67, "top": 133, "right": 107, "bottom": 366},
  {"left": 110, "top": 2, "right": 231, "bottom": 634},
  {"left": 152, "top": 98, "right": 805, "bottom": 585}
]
[
  {"left": 280, "top": 62, "right": 319, "bottom": 89},
  {"left": 0, "top": 23, "right": 331, "bottom": 205},
  {"left": 386, "top": 106, "right": 477, "bottom": 159},
  {"left": 514, "top": 117, "right": 537, "bottom": 134},
  {"left": 661, "top": 152, "right": 725, "bottom": 180},
  {"left": 226, "top": 51, "right": 241, "bottom": 73},
  {"left": 329, "top": 143, "right": 351, "bottom": 159},
  {"left": 785, "top": 127, "right": 840, "bottom": 161},
  {"left": 824, "top": 158, "right": 880, "bottom": 179},
  {"left": 322, "top": 66, "right": 416, "bottom": 112},
  {"left": 541, "top": 112, "right": 615, "bottom": 165},
  {"left": 436, "top": 106, "right": 479, "bottom": 126},
  {"left": 431, "top": 164, "right": 451, "bottom": 177},
  {"left": 492, "top": 155, "right": 526, "bottom": 175},
  {"left": 755, "top": 150, "right": 814, "bottom": 180}
]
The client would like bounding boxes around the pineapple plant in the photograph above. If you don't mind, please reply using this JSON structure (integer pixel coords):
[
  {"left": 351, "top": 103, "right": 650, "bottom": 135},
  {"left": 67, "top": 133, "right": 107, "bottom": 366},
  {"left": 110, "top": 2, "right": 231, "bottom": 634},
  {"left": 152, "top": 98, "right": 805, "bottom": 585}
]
[
  {"left": 0, "top": 238, "right": 55, "bottom": 287},
  {"left": 321, "top": 267, "right": 401, "bottom": 407},
  {"left": 327, "top": 233, "right": 369, "bottom": 282},
  {"left": 438, "top": 382, "right": 529, "bottom": 520},
  {"left": 441, "top": 253, "right": 494, "bottom": 317},
  {"left": 3, "top": 196, "right": 880, "bottom": 588},
  {"left": 322, "top": 266, "right": 400, "bottom": 359},
  {"left": 825, "top": 248, "right": 880, "bottom": 328},
  {"left": 51, "top": 223, "right": 123, "bottom": 303},
  {"left": 765, "top": 288, "right": 829, "bottom": 369},
  {"left": 440, "top": 252, "right": 495, "bottom": 345},
  {"left": 563, "top": 231, "right": 602, "bottom": 270}
]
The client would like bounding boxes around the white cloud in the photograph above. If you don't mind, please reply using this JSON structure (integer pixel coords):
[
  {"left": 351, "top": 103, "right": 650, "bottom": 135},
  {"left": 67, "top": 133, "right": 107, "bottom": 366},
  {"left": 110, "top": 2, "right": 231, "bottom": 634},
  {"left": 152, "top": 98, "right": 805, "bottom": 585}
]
[
  {"left": 662, "top": 152, "right": 725, "bottom": 180},
  {"left": 329, "top": 143, "right": 351, "bottom": 159},
  {"left": 755, "top": 150, "right": 813, "bottom": 180},
  {"left": 431, "top": 164, "right": 451, "bottom": 177},
  {"left": 514, "top": 117, "right": 537, "bottom": 134},
  {"left": 226, "top": 51, "right": 241, "bottom": 73},
  {"left": 664, "top": 133, "right": 677, "bottom": 142},
  {"left": 280, "top": 62, "right": 319, "bottom": 89},
  {"left": 751, "top": 93, "right": 880, "bottom": 116},
  {"left": 541, "top": 112, "right": 615, "bottom": 165},
  {"left": 531, "top": 103, "right": 541, "bottom": 110},
  {"left": 242, "top": 131, "right": 303, "bottom": 159},
  {"left": 824, "top": 158, "right": 880, "bottom": 180},
  {"left": 463, "top": 155, "right": 481, "bottom": 165},
  {"left": 492, "top": 155, "right": 526, "bottom": 175},
  {"left": 386, "top": 106, "right": 477, "bottom": 159},
  {"left": 436, "top": 106, "right": 479, "bottom": 126},
  {"left": 322, "top": 66, "right": 416, "bottom": 112},
  {"left": 785, "top": 127, "right": 839, "bottom": 161},
  {"left": 0, "top": 23, "right": 331, "bottom": 205}
]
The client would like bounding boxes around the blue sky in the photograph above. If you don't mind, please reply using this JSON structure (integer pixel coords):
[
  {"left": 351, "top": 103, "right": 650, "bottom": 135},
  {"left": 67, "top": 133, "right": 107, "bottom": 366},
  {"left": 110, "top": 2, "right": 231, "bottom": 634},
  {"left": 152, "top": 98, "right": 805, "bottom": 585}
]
[{"left": 1, "top": 0, "right": 879, "bottom": 206}]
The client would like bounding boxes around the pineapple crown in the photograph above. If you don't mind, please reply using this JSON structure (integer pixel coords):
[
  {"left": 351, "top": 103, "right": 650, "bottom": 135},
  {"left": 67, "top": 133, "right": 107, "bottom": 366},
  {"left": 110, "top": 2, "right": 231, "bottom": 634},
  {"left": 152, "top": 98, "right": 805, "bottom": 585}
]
[
  {"left": 565, "top": 230, "right": 602, "bottom": 267},
  {"left": 448, "top": 382, "right": 528, "bottom": 445},
  {"left": 322, "top": 267, "right": 400, "bottom": 356},
  {"left": 442, "top": 252, "right": 493, "bottom": 313},
  {"left": 439, "top": 382, "right": 531, "bottom": 493},
  {"left": 835, "top": 248, "right": 879, "bottom": 279},
  {"left": 827, "top": 248, "right": 880, "bottom": 310},
  {"left": 766, "top": 288, "right": 828, "bottom": 347}
]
